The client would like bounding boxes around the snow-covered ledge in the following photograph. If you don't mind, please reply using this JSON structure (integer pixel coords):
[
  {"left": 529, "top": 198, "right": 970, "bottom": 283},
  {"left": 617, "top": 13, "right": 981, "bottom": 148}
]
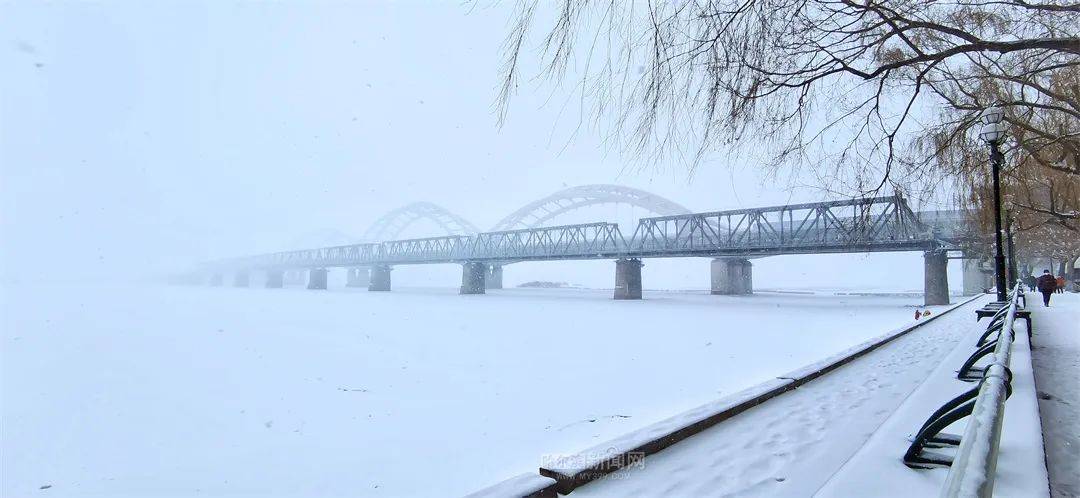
[{"left": 462, "top": 473, "right": 557, "bottom": 498}]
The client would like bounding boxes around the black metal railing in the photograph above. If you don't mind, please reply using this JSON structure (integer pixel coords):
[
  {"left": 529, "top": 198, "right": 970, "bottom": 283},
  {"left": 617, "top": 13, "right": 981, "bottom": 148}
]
[{"left": 903, "top": 283, "right": 1027, "bottom": 497}]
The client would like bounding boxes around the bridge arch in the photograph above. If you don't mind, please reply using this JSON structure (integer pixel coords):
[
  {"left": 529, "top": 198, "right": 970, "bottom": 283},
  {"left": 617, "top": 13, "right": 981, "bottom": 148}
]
[
  {"left": 490, "top": 184, "right": 692, "bottom": 231},
  {"left": 363, "top": 202, "right": 481, "bottom": 242}
]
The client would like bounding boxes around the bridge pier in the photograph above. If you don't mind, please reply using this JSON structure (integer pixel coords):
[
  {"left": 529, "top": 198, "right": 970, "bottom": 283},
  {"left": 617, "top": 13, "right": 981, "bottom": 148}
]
[
  {"left": 284, "top": 270, "right": 305, "bottom": 286},
  {"left": 307, "top": 268, "right": 328, "bottom": 290},
  {"left": 233, "top": 271, "right": 250, "bottom": 287},
  {"left": 486, "top": 264, "right": 503, "bottom": 290},
  {"left": 210, "top": 273, "right": 223, "bottom": 286},
  {"left": 265, "top": 270, "right": 284, "bottom": 288},
  {"left": 614, "top": 258, "right": 643, "bottom": 300},
  {"left": 369, "top": 265, "right": 392, "bottom": 291},
  {"left": 461, "top": 262, "right": 487, "bottom": 294},
  {"left": 711, "top": 258, "right": 753, "bottom": 295},
  {"left": 346, "top": 267, "right": 370, "bottom": 288},
  {"left": 924, "top": 250, "right": 950, "bottom": 305},
  {"left": 962, "top": 258, "right": 989, "bottom": 295}
]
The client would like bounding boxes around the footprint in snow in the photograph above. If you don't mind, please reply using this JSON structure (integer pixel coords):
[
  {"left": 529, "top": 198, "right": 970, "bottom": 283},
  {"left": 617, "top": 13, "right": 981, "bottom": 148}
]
[{"left": 557, "top": 415, "right": 631, "bottom": 430}]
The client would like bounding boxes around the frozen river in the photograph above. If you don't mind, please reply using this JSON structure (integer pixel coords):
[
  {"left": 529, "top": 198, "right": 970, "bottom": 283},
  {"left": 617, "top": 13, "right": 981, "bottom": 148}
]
[{"left": 2, "top": 284, "right": 957, "bottom": 497}]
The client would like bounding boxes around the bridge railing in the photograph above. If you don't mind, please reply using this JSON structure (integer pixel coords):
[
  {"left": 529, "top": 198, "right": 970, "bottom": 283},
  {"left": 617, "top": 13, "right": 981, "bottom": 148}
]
[{"left": 902, "top": 284, "right": 1025, "bottom": 497}]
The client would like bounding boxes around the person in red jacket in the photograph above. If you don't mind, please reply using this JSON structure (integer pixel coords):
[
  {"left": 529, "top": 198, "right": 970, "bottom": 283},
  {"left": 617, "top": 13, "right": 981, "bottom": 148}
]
[
  {"left": 1036, "top": 270, "right": 1058, "bottom": 307},
  {"left": 1056, "top": 275, "right": 1066, "bottom": 294}
]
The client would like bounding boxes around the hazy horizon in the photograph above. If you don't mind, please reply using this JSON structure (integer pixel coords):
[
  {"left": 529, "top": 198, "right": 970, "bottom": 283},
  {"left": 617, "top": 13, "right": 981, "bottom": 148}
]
[{"left": 1, "top": 1, "right": 959, "bottom": 289}]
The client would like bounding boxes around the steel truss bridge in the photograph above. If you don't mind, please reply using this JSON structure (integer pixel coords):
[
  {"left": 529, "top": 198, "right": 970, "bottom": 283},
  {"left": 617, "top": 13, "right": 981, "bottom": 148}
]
[{"left": 209, "top": 195, "right": 950, "bottom": 271}]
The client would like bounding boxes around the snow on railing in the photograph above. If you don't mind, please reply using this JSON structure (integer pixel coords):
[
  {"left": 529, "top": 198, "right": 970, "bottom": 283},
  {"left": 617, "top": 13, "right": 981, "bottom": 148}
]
[
  {"left": 901, "top": 283, "right": 1024, "bottom": 498},
  {"left": 939, "top": 284, "right": 1022, "bottom": 498}
]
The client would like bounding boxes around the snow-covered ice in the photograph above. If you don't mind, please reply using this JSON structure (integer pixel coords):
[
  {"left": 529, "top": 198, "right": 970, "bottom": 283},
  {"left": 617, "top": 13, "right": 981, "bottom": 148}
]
[{"left": 2, "top": 283, "right": 956, "bottom": 497}]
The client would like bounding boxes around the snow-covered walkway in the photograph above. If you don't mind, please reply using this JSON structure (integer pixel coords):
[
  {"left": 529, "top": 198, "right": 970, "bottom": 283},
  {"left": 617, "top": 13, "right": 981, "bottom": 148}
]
[
  {"left": 817, "top": 292, "right": 1048, "bottom": 497},
  {"left": 1031, "top": 292, "right": 1080, "bottom": 497},
  {"left": 571, "top": 295, "right": 990, "bottom": 497}
]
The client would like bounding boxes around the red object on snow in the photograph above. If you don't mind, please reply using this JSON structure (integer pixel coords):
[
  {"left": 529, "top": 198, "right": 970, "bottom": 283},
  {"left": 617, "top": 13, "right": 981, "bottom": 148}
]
[{"left": 914, "top": 310, "right": 922, "bottom": 320}]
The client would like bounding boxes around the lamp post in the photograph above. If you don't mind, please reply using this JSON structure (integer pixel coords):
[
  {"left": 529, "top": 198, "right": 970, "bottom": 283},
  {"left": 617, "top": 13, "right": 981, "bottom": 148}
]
[
  {"left": 979, "top": 105, "right": 1008, "bottom": 302},
  {"left": 1006, "top": 209, "right": 1018, "bottom": 288}
]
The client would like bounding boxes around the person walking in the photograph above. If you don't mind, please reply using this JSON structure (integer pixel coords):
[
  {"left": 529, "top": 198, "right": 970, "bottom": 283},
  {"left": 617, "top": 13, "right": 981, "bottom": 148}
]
[
  {"left": 1056, "top": 275, "right": 1066, "bottom": 294},
  {"left": 1037, "top": 270, "right": 1058, "bottom": 307}
]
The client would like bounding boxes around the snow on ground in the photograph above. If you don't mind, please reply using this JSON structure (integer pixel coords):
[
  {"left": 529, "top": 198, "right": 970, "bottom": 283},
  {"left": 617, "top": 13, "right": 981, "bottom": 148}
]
[
  {"left": 571, "top": 295, "right": 987, "bottom": 498},
  {"left": 1030, "top": 292, "right": 1080, "bottom": 497},
  {"left": 2, "top": 283, "right": 955, "bottom": 497}
]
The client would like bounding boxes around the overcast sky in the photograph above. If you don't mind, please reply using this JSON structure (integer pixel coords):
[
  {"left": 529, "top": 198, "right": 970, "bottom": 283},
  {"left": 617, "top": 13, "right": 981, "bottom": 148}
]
[{"left": 0, "top": 1, "right": 960, "bottom": 290}]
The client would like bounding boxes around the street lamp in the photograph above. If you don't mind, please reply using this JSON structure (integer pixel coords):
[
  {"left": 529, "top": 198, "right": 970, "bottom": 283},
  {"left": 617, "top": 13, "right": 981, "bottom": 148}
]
[
  {"left": 979, "top": 105, "right": 1009, "bottom": 302},
  {"left": 1005, "top": 209, "right": 1018, "bottom": 288}
]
